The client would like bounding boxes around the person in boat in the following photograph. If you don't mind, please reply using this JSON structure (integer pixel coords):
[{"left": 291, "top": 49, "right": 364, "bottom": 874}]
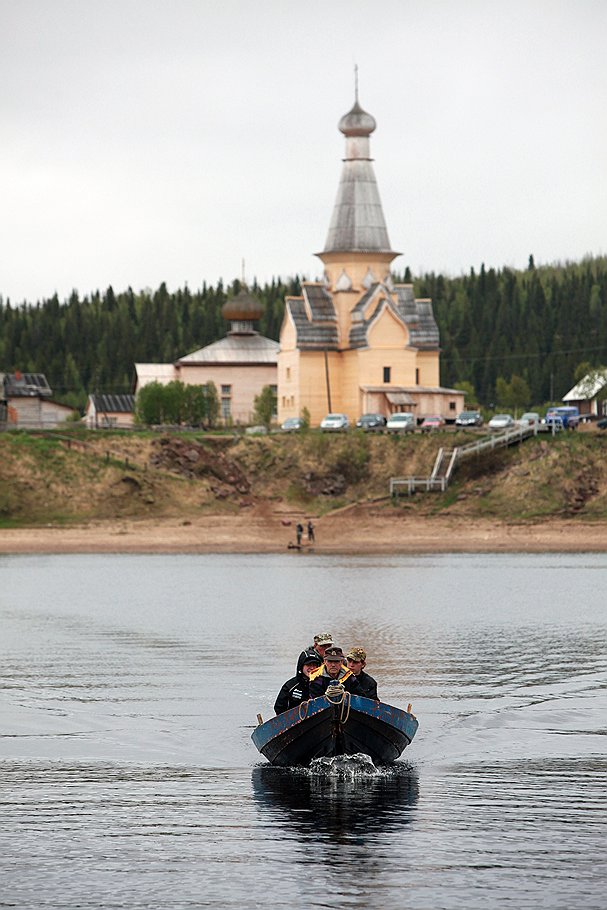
[
  {"left": 274, "top": 653, "right": 323, "bottom": 715},
  {"left": 346, "top": 647, "right": 379, "bottom": 700},
  {"left": 308, "top": 647, "right": 360, "bottom": 698},
  {"left": 295, "top": 632, "right": 333, "bottom": 674}
]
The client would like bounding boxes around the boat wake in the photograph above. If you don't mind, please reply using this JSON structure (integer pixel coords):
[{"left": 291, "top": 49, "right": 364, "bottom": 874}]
[{"left": 307, "top": 753, "right": 381, "bottom": 778}]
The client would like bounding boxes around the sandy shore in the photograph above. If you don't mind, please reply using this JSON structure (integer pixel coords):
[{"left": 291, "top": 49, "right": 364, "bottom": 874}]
[{"left": 1, "top": 510, "right": 607, "bottom": 554}]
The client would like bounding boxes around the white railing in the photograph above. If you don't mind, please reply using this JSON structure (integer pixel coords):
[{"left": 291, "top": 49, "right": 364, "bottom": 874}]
[{"left": 391, "top": 423, "right": 539, "bottom": 496}]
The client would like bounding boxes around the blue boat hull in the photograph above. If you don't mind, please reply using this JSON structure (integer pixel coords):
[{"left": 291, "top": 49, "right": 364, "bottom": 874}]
[{"left": 251, "top": 695, "right": 418, "bottom": 766}]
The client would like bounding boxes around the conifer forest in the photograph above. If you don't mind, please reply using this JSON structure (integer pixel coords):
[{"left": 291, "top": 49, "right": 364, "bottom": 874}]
[{"left": 1, "top": 257, "right": 606, "bottom": 412}]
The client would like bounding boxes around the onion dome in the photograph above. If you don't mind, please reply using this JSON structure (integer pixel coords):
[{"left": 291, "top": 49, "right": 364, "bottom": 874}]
[
  {"left": 221, "top": 288, "right": 263, "bottom": 322},
  {"left": 338, "top": 100, "right": 377, "bottom": 137}
]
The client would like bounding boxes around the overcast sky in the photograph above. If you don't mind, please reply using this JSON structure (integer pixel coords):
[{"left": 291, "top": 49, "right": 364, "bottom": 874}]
[{"left": 1, "top": 0, "right": 605, "bottom": 303}]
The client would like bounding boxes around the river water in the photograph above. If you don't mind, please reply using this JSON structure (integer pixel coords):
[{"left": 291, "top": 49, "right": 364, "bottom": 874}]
[{"left": 1, "top": 553, "right": 606, "bottom": 909}]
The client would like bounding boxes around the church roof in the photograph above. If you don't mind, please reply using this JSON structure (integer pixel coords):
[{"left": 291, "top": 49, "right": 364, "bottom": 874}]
[
  {"left": 347, "top": 283, "right": 440, "bottom": 350},
  {"left": 285, "top": 285, "right": 338, "bottom": 351},
  {"left": 323, "top": 96, "right": 396, "bottom": 255},
  {"left": 221, "top": 288, "right": 263, "bottom": 321},
  {"left": 177, "top": 333, "right": 279, "bottom": 365}
]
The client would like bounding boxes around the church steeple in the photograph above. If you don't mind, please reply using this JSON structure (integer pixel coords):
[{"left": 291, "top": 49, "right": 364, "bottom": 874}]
[{"left": 322, "top": 77, "right": 396, "bottom": 257}]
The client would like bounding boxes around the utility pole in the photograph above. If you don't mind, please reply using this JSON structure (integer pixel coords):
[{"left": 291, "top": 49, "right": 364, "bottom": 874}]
[{"left": 324, "top": 348, "right": 332, "bottom": 412}]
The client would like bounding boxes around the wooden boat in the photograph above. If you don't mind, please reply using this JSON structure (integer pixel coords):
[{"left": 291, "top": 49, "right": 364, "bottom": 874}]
[{"left": 251, "top": 692, "right": 418, "bottom": 767}]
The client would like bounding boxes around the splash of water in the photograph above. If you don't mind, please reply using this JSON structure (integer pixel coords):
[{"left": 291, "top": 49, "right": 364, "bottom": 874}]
[{"left": 308, "top": 753, "right": 379, "bottom": 778}]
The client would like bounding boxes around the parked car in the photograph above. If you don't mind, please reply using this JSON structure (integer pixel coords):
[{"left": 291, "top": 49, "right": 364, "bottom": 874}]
[
  {"left": 488, "top": 413, "right": 515, "bottom": 430},
  {"left": 597, "top": 417, "right": 607, "bottom": 430},
  {"left": 386, "top": 412, "right": 415, "bottom": 433},
  {"left": 281, "top": 416, "right": 304, "bottom": 432},
  {"left": 356, "top": 413, "right": 387, "bottom": 431},
  {"left": 455, "top": 410, "right": 483, "bottom": 427},
  {"left": 519, "top": 411, "right": 540, "bottom": 427},
  {"left": 420, "top": 415, "right": 445, "bottom": 432},
  {"left": 544, "top": 406, "right": 579, "bottom": 429},
  {"left": 320, "top": 413, "right": 349, "bottom": 431}
]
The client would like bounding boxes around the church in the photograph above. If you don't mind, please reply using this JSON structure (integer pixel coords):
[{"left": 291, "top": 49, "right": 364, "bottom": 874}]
[{"left": 278, "top": 90, "right": 463, "bottom": 426}]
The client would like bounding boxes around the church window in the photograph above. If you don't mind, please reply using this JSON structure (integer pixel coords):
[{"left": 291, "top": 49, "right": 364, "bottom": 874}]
[
  {"left": 286, "top": 367, "right": 291, "bottom": 381},
  {"left": 415, "top": 368, "right": 420, "bottom": 385},
  {"left": 383, "top": 366, "right": 391, "bottom": 383}
]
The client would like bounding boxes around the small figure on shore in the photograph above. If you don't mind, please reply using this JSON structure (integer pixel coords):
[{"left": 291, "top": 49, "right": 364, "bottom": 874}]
[
  {"left": 296, "top": 522, "right": 304, "bottom": 546},
  {"left": 307, "top": 520, "right": 315, "bottom": 543}
]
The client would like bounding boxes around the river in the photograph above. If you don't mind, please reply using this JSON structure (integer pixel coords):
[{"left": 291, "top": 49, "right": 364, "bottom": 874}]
[{"left": 1, "top": 553, "right": 606, "bottom": 909}]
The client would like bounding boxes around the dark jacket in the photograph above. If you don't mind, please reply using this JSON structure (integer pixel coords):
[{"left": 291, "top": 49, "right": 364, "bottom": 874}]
[
  {"left": 354, "top": 670, "right": 378, "bottom": 701},
  {"left": 309, "top": 666, "right": 360, "bottom": 699},
  {"left": 274, "top": 674, "right": 310, "bottom": 714}
]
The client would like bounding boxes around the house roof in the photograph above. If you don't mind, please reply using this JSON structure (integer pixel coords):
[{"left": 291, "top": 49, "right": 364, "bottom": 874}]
[
  {"left": 563, "top": 369, "right": 607, "bottom": 401},
  {"left": 177, "top": 332, "right": 279, "bottom": 365},
  {"left": 89, "top": 394, "right": 135, "bottom": 414},
  {"left": 1, "top": 372, "right": 52, "bottom": 397}
]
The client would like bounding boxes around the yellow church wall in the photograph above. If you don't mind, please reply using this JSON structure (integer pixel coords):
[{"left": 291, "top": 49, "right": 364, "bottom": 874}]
[
  {"left": 416, "top": 351, "right": 440, "bottom": 387},
  {"left": 299, "top": 352, "right": 342, "bottom": 424},
  {"left": 319, "top": 251, "right": 396, "bottom": 294},
  {"left": 277, "top": 348, "right": 300, "bottom": 420},
  {"left": 366, "top": 305, "right": 409, "bottom": 349}
]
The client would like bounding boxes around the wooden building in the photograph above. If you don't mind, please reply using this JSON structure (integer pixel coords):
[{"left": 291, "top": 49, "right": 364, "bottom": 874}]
[
  {"left": 85, "top": 394, "right": 136, "bottom": 429},
  {"left": 135, "top": 289, "right": 278, "bottom": 425},
  {"left": 278, "top": 93, "right": 463, "bottom": 426},
  {"left": 1, "top": 372, "right": 76, "bottom": 429}
]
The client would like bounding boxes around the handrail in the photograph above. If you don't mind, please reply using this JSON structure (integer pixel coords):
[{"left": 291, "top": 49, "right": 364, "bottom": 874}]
[{"left": 391, "top": 422, "right": 539, "bottom": 498}]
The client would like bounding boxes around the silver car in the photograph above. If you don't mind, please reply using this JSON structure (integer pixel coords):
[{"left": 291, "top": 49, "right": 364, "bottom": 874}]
[
  {"left": 386, "top": 412, "right": 415, "bottom": 433},
  {"left": 488, "top": 414, "right": 515, "bottom": 430},
  {"left": 320, "top": 413, "right": 349, "bottom": 431}
]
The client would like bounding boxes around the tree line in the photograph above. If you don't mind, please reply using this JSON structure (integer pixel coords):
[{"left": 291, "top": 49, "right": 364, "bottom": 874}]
[{"left": 1, "top": 256, "right": 606, "bottom": 412}]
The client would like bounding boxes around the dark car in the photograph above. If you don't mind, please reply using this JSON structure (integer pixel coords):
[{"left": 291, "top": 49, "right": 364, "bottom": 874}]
[
  {"left": 598, "top": 417, "right": 607, "bottom": 430},
  {"left": 455, "top": 410, "right": 483, "bottom": 427},
  {"left": 356, "top": 413, "right": 387, "bottom": 431}
]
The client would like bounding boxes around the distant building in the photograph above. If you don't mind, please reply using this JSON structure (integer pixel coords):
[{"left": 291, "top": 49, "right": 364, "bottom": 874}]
[
  {"left": 562, "top": 369, "right": 607, "bottom": 418},
  {"left": 85, "top": 394, "right": 136, "bottom": 429},
  {"left": 1, "top": 371, "right": 76, "bottom": 429},
  {"left": 278, "top": 92, "right": 463, "bottom": 426},
  {"left": 135, "top": 288, "right": 278, "bottom": 424}
]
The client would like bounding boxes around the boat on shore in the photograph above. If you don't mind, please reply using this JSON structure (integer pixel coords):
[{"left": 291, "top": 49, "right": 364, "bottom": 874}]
[{"left": 252, "top": 691, "right": 418, "bottom": 767}]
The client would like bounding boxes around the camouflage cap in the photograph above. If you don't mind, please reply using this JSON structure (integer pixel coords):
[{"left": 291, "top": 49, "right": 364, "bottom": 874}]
[
  {"left": 347, "top": 647, "right": 367, "bottom": 662},
  {"left": 314, "top": 632, "right": 333, "bottom": 646}
]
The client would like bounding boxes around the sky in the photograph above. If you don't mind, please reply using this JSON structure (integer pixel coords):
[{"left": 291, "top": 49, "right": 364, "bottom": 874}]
[{"left": 1, "top": 0, "right": 606, "bottom": 304}]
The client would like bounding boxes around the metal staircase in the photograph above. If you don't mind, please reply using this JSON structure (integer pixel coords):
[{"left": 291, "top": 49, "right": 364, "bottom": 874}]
[{"left": 390, "top": 424, "right": 538, "bottom": 497}]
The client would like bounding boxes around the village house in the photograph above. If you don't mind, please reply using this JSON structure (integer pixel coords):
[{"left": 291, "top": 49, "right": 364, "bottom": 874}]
[
  {"left": 0, "top": 372, "right": 75, "bottom": 429},
  {"left": 562, "top": 369, "right": 607, "bottom": 418},
  {"left": 84, "top": 393, "right": 136, "bottom": 429},
  {"left": 135, "top": 288, "right": 278, "bottom": 425},
  {"left": 278, "top": 92, "right": 463, "bottom": 426}
]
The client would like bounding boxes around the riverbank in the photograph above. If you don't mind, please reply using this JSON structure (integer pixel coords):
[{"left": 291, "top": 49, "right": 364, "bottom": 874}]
[{"left": 1, "top": 509, "right": 606, "bottom": 554}]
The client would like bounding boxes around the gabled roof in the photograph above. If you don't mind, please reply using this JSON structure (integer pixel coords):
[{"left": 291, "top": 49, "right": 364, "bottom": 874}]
[
  {"left": 285, "top": 284, "right": 339, "bottom": 351},
  {"left": 394, "top": 285, "right": 440, "bottom": 349},
  {"left": 563, "top": 369, "right": 607, "bottom": 401},
  {"left": 1, "top": 372, "right": 52, "bottom": 398},
  {"left": 348, "top": 283, "right": 440, "bottom": 350},
  {"left": 88, "top": 394, "right": 135, "bottom": 414}
]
